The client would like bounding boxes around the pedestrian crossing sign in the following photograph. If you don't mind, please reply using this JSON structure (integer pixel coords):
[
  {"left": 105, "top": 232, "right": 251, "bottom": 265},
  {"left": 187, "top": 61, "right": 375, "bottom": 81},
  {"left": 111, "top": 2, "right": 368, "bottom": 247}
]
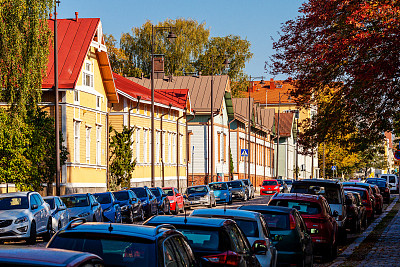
[{"left": 241, "top": 149, "right": 248, "bottom": 157}]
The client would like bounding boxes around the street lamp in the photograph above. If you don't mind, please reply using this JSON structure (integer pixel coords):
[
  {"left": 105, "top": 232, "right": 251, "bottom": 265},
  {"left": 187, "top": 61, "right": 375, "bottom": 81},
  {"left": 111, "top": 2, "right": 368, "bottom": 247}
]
[
  {"left": 151, "top": 25, "right": 177, "bottom": 187},
  {"left": 247, "top": 76, "right": 265, "bottom": 182},
  {"left": 276, "top": 92, "right": 291, "bottom": 179},
  {"left": 54, "top": 0, "right": 61, "bottom": 196}
]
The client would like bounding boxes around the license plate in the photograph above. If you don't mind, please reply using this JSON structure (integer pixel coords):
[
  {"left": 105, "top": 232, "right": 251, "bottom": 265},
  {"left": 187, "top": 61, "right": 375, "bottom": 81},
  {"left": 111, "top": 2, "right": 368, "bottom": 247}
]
[
  {"left": 215, "top": 198, "right": 220, "bottom": 200},
  {"left": 267, "top": 191, "right": 273, "bottom": 194},
  {"left": 0, "top": 228, "right": 5, "bottom": 233}
]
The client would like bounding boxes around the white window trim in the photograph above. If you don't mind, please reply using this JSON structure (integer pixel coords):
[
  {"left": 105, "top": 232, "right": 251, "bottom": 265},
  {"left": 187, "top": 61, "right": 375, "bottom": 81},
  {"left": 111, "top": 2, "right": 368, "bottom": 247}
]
[
  {"left": 96, "top": 125, "right": 101, "bottom": 165},
  {"left": 86, "top": 126, "right": 91, "bottom": 163},
  {"left": 74, "top": 90, "right": 80, "bottom": 105},
  {"left": 83, "top": 60, "right": 94, "bottom": 88},
  {"left": 74, "top": 121, "right": 81, "bottom": 163}
]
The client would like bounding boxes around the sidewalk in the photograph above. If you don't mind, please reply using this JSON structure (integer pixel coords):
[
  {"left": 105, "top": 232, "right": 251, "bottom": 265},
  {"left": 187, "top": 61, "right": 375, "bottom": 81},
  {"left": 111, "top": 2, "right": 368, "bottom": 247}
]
[{"left": 357, "top": 206, "right": 400, "bottom": 266}]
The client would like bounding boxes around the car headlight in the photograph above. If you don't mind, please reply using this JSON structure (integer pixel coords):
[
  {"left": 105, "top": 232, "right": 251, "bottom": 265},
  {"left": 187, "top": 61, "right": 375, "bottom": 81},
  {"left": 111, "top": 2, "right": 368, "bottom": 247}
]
[
  {"left": 170, "top": 200, "right": 175, "bottom": 203},
  {"left": 15, "top": 216, "right": 28, "bottom": 224},
  {"left": 223, "top": 193, "right": 227, "bottom": 196},
  {"left": 78, "top": 212, "right": 90, "bottom": 217},
  {"left": 274, "top": 186, "right": 279, "bottom": 189},
  {"left": 121, "top": 205, "right": 128, "bottom": 211}
]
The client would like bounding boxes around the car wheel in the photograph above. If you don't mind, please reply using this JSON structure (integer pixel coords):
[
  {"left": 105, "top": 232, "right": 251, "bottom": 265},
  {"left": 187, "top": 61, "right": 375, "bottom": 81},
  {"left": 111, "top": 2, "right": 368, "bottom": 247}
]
[
  {"left": 139, "top": 208, "right": 145, "bottom": 221},
  {"left": 26, "top": 221, "right": 37, "bottom": 245},
  {"left": 43, "top": 219, "right": 54, "bottom": 242},
  {"left": 243, "top": 193, "right": 248, "bottom": 201},
  {"left": 208, "top": 200, "right": 213, "bottom": 208},
  {"left": 180, "top": 205, "right": 185, "bottom": 213},
  {"left": 213, "top": 199, "right": 217, "bottom": 207},
  {"left": 173, "top": 204, "right": 179, "bottom": 215},
  {"left": 93, "top": 215, "right": 97, "bottom": 222}
]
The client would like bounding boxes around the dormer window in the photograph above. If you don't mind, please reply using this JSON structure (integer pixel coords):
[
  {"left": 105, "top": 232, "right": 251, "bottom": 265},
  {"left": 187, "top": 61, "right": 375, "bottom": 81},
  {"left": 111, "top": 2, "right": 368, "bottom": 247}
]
[{"left": 83, "top": 61, "right": 94, "bottom": 88}]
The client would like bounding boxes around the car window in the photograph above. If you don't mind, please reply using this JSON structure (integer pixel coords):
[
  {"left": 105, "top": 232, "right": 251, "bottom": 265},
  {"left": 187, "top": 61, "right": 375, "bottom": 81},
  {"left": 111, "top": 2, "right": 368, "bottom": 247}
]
[
  {"left": 94, "top": 194, "right": 112, "bottom": 204},
  {"left": 61, "top": 195, "right": 90, "bottom": 208},
  {"left": 262, "top": 212, "right": 290, "bottom": 230},
  {"left": 291, "top": 184, "right": 342, "bottom": 204},
  {"left": 209, "top": 183, "right": 228, "bottom": 191},
  {"left": 230, "top": 224, "right": 250, "bottom": 254},
  {"left": 269, "top": 200, "right": 322, "bottom": 215},
  {"left": 242, "top": 180, "right": 249, "bottom": 186},
  {"left": 177, "top": 228, "right": 220, "bottom": 251},
  {"left": 55, "top": 197, "right": 63, "bottom": 207},
  {"left": 234, "top": 219, "right": 259, "bottom": 238},
  {"left": 171, "top": 235, "right": 196, "bottom": 267},
  {"left": 262, "top": 180, "right": 278, "bottom": 186},
  {"left": 33, "top": 194, "right": 43, "bottom": 205},
  {"left": 114, "top": 191, "right": 130, "bottom": 201},
  {"left": 44, "top": 198, "right": 55, "bottom": 209},
  {"left": 150, "top": 188, "right": 161, "bottom": 197},
  {"left": 163, "top": 238, "right": 180, "bottom": 267},
  {"left": 186, "top": 186, "right": 208, "bottom": 194},
  {"left": 0, "top": 196, "right": 29, "bottom": 210},
  {"left": 164, "top": 188, "right": 174, "bottom": 196},
  {"left": 295, "top": 212, "right": 307, "bottom": 233},
  {"left": 259, "top": 215, "right": 271, "bottom": 238},
  {"left": 30, "top": 195, "right": 39, "bottom": 207},
  {"left": 227, "top": 181, "right": 243, "bottom": 188}
]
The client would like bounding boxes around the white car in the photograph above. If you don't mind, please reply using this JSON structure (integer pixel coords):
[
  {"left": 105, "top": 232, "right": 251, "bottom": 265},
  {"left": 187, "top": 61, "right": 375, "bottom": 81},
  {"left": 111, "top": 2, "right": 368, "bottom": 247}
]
[
  {"left": 191, "top": 208, "right": 277, "bottom": 267},
  {"left": 380, "top": 174, "right": 399, "bottom": 193},
  {"left": 43, "top": 196, "right": 69, "bottom": 233},
  {"left": 0, "top": 191, "right": 51, "bottom": 244}
]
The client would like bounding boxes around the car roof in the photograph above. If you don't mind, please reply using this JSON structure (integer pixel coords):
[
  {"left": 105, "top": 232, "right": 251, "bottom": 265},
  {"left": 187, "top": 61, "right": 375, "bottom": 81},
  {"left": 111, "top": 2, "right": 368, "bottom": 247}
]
[
  {"left": 344, "top": 186, "right": 368, "bottom": 192},
  {"left": 293, "top": 179, "right": 340, "bottom": 185},
  {"left": 191, "top": 208, "right": 260, "bottom": 220},
  {"left": 263, "top": 179, "right": 277, "bottom": 181},
  {"left": 342, "top": 182, "right": 371, "bottom": 188},
  {"left": 209, "top": 182, "right": 227, "bottom": 184},
  {"left": 59, "top": 222, "right": 173, "bottom": 241},
  {"left": 271, "top": 193, "right": 323, "bottom": 202},
  {"left": 239, "top": 205, "right": 294, "bottom": 214},
  {"left": 146, "top": 215, "right": 232, "bottom": 228},
  {"left": 61, "top": 193, "right": 89, "bottom": 197},
  {"left": 93, "top": 192, "right": 111, "bottom": 195},
  {"left": 43, "top": 196, "right": 58, "bottom": 200},
  {"left": 0, "top": 191, "right": 33, "bottom": 198},
  {"left": 0, "top": 248, "right": 101, "bottom": 266},
  {"left": 187, "top": 185, "right": 207, "bottom": 188}
]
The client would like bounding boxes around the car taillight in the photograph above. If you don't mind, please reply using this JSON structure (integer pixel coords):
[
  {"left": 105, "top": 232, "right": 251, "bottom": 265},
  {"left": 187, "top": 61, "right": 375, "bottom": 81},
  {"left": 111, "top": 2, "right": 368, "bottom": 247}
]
[
  {"left": 362, "top": 200, "right": 368, "bottom": 204},
  {"left": 254, "top": 239, "right": 267, "bottom": 246},
  {"left": 202, "top": 251, "right": 241, "bottom": 266},
  {"left": 289, "top": 214, "right": 296, "bottom": 229}
]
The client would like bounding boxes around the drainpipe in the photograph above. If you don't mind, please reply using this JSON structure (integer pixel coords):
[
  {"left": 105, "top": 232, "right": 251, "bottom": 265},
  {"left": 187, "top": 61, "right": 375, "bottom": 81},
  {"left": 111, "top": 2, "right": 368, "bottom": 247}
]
[
  {"left": 186, "top": 111, "right": 196, "bottom": 188},
  {"left": 160, "top": 103, "right": 172, "bottom": 187},
  {"left": 106, "top": 104, "right": 113, "bottom": 190},
  {"left": 228, "top": 118, "right": 235, "bottom": 181},
  {"left": 128, "top": 96, "right": 141, "bottom": 130},
  {"left": 176, "top": 110, "right": 186, "bottom": 192}
]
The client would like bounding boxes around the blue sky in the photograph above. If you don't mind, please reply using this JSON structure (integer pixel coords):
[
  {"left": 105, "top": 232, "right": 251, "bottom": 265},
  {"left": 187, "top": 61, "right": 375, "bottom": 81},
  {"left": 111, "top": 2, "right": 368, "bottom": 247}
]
[{"left": 58, "top": 0, "right": 303, "bottom": 79}]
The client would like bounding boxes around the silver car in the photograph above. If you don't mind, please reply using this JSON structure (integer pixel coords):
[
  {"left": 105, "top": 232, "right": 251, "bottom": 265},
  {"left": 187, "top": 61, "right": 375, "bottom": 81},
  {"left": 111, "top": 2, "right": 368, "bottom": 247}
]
[
  {"left": 43, "top": 196, "right": 69, "bottom": 233},
  {"left": 60, "top": 193, "right": 102, "bottom": 222},
  {"left": 0, "top": 192, "right": 51, "bottom": 244}
]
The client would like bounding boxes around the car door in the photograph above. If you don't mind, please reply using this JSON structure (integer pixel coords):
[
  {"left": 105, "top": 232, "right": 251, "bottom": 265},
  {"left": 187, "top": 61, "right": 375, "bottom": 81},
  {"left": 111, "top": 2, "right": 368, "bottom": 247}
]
[
  {"left": 175, "top": 188, "right": 183, "bottom": 209},
  {"left": 56, "top": 197, "right": 68, "bottom": 227},
  {"left": 147, "top": 189, "right": 157, "bottom": 214},
  {"left": 33, "top": 194, "right": 47, "bottom": 233},
  {"left": 170, "top": 235, "right": 198, "bottom": 267},
  {"left": 230, "top": 224, "right": 259, "bottom": 266},
  {"left": 29, "top": 195, "right": 41, "bottom": 232},
  {"left": 295, "top": 212, "right": 313, "bottom": 262}
]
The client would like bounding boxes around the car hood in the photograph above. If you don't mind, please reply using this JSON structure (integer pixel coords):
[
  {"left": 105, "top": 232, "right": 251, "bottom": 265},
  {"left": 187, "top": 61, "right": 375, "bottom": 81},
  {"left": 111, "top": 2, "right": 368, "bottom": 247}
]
[
  {"left": 213, "top": 190, "right": 228, "bottom": 197},
  {"left": 67, "top": 206, "right": 91, "bottom": 217},
  {"left": 262, "top": 185, "right": 278, "bottom": 189},
  {"left": 187, "top": 192, "right": 208, "bottom": 198},
  {"left": 229, "top": 187, "right": 243, "bottom": 192},
  {"left": 0, "top": 209, "right": 30, "bottom": 220}
]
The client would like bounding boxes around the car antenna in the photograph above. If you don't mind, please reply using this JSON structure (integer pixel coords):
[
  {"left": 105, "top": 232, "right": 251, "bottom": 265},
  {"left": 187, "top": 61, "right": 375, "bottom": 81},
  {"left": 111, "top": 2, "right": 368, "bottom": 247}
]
[
  {"left": 184, "top": 208, "right": 187, "bottom": 224},
  {"left": 108, "top": 223, "right": 113, "bottom": 232},
  {"left": 224, "top": 202, "right": 227, "bottom": 213}
]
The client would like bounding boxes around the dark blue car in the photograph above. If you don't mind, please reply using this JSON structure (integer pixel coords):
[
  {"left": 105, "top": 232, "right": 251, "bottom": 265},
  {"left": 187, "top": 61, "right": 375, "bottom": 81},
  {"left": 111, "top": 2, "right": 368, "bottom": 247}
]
[
  {"left": 130, "top": 186, "right": 158, "bottom": 218},
  {"left": 93, "top": 192, "right": 122, "bottom": 223},
  {"left": 150, "top": 187, "right": 171, "bottom": 214},
  {"left": 113, "top": 190, "right": 145, "bottom": 223}
]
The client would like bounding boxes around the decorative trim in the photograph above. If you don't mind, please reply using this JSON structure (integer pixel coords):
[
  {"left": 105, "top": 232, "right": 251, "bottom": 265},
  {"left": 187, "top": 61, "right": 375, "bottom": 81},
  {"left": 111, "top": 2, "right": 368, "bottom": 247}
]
[
  {"left": 66, "top": 162, "right": 107, "bottom": 169},
  {"left": 65, "top": 183, "right": 107, "bottom": 188}
]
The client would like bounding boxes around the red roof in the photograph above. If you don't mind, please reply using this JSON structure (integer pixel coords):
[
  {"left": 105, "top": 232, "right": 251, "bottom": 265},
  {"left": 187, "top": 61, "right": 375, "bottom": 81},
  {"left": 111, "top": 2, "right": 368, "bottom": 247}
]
[
  {"left": 43, "top": 18, "right": 100, "bottom": 89},
  {"left": 275, "top": 112, "right": 294, "bottom": 137},
  {"left": 113, "top": 73, "right": 188, "bottom": 110},
  {"left": 245, "top": 79, "right": 297, "bottom": 105}
]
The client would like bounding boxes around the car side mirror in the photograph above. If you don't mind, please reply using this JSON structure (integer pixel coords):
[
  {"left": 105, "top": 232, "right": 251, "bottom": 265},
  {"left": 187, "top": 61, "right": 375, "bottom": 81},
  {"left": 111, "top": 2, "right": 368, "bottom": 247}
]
[
  {"left": 132, "top": 198, "right": 137, "bottom": 202},
  {"left": 162, "top": 193, "right": 167, "bottom": 198},
  {"left": 332, "top": 210, "right": 339, "bottom": 217},
  {"left": 252, "top": 241, "right": 268, "bottom": 255},
  {"left": 229, "top": 187, "right": 232, "bottom": 190},
  {"left": 31, "top": 204, "right": 38, "bottom": 210},
  {"left": 176, "top": 193, "right": 181, "bottom": 197},
  {"left": 58, "top": 205, "right": 66, "bottom": 211}
]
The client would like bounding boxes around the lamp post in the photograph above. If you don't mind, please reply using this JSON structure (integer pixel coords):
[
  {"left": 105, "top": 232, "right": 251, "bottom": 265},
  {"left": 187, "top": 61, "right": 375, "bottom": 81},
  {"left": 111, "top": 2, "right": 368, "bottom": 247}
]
[
  {"left": 275, "top": 92, "right": 291, "bottom": 179},
  {"left": 150, "top": 25, "right": 176, "bottom": 187},
  {"left": 54, "top": 0, "right": 61, "bottom": 196},
  {"left": 247, "top": 76, "right": 264, "bottom": 183}
]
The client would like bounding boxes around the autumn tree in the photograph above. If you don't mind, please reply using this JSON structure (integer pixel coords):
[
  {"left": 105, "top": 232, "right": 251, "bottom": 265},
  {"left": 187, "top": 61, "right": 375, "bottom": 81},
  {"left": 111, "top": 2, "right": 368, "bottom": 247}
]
[{"left": 270, "top": 0, "right": 400, "bottom": 149}]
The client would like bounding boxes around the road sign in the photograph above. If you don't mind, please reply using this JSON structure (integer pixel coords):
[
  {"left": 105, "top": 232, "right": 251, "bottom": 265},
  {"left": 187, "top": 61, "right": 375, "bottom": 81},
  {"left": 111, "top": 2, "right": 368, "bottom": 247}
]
[
  {"left": 394, "top": 150, "right": 400, "bottom": 160},
  {"left": 241, "top": 149, "right": 248, "bottom": 157},
  {"left": 331, "top": 166, "right": 337, "bottom": 171}
]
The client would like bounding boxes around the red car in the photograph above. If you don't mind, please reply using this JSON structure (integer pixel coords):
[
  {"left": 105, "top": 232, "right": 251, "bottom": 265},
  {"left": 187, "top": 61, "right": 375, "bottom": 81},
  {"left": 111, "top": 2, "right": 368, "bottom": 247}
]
[
  {"left": 370, "top": 184, "right": 384, "bottom": 214},
  {"left": 344, "top": 187, "right": 374, "bottom": 222},
  {"left": 268, "top": 193, "right": 338, "bottom": 260},
  {"left": 162, "top": 187, "right": 184, "bottom": 214},
  {"left": 260, "top": 179, "right": 280, "bottom": 195}
]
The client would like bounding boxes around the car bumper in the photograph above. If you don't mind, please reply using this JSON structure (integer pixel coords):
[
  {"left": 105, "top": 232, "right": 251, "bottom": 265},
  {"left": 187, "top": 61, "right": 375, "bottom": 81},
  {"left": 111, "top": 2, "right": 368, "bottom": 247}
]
[
  {"left": 260, "top": 190, "right": 279, "bottom": 195},
  {"left": 185, "top": 199, "right": 210, "bottom": 207},
  {"left": 276, "top": 251, "right": 303, "bottom": 266},
  {"left": 0, "top": 223, "right": 31, "bottom": 240}
]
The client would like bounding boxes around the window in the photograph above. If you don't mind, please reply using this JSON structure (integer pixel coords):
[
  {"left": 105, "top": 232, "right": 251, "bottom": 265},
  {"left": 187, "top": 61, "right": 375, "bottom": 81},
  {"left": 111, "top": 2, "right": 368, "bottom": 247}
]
[
  {"left": 172, "top": 133, "right": 176, "bottom": 164},
  {"left": 96, "top": 126, "right": 101, "bottom": 165},
  {"left": 74, "top": 90, "right": 79, "bottom": 103},
  {"left": 83, "top": 61, "right": 94, "bottom": 87},
  {"left": 74, "top": 121, "right": 80, "bottom": 163},
  {"left": 162, "top": 131, "right": 166, "bottom": 163},
  {"left": 180, "top": 134, "right": 183, "bottom": 164},
  {"left": 168, "top": 133, "right": 172, "bottom": 163},
  {"left": 143, "top": 129, "right": 148, "bottom": 163},
  {"left": 86, "top": 126, "right": 91, "bottom": 163},
  {"left": 156, "top": 131, "right": 160, "bottom": 163},
  {"left": 218, "top": 133, "right": 221, "bottom": 162},
  {"left": 136, "top": 129, "right": 141, "bottom": 163},
  {"left": 224, "top": 134, "right": 227, "bottom": 162},
  {"left": 96, "top": 96, "right": 101, "bottom": 109}
]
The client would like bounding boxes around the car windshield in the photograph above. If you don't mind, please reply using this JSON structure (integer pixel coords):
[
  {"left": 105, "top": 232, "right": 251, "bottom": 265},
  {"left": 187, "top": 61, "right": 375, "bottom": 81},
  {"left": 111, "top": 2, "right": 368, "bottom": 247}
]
[
  {"left": 130, "top": 188, "right": 147, "bottom": 198},
  {"left": 187, "top": 186, "right": 208, "bottom": 194},
  {"left": 163, "top": 189, "right": 174, "bottom": 196},
  {"left": 285, "top": 180, "right": 293, "bottom": 185},
  {"left": 277, "top": 180, "right": 284, "bottom": 185},
  {"left": 48, "top": 232, "right": 156, "bottom": 266},
  {"left": 345, "top": 189, "right": 367, "bottom": 200},
  {"left": 227, "top": 181, "right": 242, "bottom": 188},
  {"left": 242, "top": 180, "right": 249, "bottom": 186},
  {"left": 366, "top": 180, "right": 386, "bottom": 188},
  {"left": 262, "top": 180, "right": 277, "bottom": 186},
  {"left": 113, "top": 191, "right": 129, "bottom": 201},
  {"left": 44, "top": 198, "right": 55, "bottom": 209},
  {"left": 150, "top": 189, "right": 161, "bottom": 197},
  {"left": 291, "top": 184, "right": 342, "bottom": 204},
  {"left": 176, "top": 228, "right": 220, "bottom": 252},
  {"left": 209, "top": 183, "right": 228, "bottom": 191},
  {"left": 61, "top": 195, "right": 89, "bottom": 208},
  {"left": 94, "top": 194, "right": 112, "bottom": 204},
  {"left": 0, "top": 197, "right": 29, "bottom": 210},
  {"left": 262, "top": 213, "right": 290, "bottom": 230},
  {"left": 233, "top": 219, "right": 259, "bottom": 238},
  {"left": 269, "top": 200, "right": 321, "bottom": 215}
]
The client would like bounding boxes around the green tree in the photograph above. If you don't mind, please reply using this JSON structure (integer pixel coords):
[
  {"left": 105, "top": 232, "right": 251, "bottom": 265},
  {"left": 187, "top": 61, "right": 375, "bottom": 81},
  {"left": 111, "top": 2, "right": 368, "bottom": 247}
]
[{"left": 109, "top": 126, "right": 136, "bottom": 190}]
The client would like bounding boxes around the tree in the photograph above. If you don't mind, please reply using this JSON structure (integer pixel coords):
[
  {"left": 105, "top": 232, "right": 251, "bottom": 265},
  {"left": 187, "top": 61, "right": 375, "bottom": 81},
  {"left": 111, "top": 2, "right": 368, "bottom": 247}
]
[
  {"left": 109, "top": 126, "right": 136, "bottom": 190},
  {"left": 270, "top": 0, "right": 400, "bottom": 148}
]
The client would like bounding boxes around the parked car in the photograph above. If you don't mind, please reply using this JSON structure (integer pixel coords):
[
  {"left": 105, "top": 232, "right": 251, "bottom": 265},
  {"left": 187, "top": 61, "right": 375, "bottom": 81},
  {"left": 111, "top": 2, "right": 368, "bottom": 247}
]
[
  {"left": 144, "top": 215, "right": 262, "bottom": 266},
  {"left": 380, "top": 174, "right": 399, "bottom": 193},
  {"left": 191, "top": 208, "right": 277, "bottom": 267},
  {"left": 238, "top": 205, "right": 313, "bottom": 267},
  {"left": 370, "top": 185, "right": 384, "bottom": 214},
  {"left": 184, "top": 185, "right": 216, "bottom": 209},
  {"left": 260, "top": 180, "right": 280, "bottom": 195},
  {"left": 365, "top": 178, "right": 390, "bottom": 204},
  {"left": 150, "top": 187, "right": 170, "bottom": 214},
  {"left": 0, "top": 191, "right": 52, "bottom": 244},
  {"left": 268, "top": 193, "right": 339, "bottom": 260},
  {"left": 43, "top": 196, "right": 70, "bottom": 233},
  {"left": 343, "top": 182, "right": 377, "bottom": 214},
  {"left": 0, "top": 248, "right": 104, "bottom": 267},
  {"left": 93, "top": 192, "right": 122, "bottom": 223},
  {"left": 130, "top": 186, "right": 158, "bottom": 218},
  {"left": 241, "top": 179, "right": 255, "bottom": 198},
  {"left": 113, "top": 190, "right": 144, "bottom": 223},
  {"left": 344, "top": 192, "right": 362, "bottom": 233},
  {"left": 227, "top": 180, "right": 249, "bottom": 201},
  {"left": 343, "top": 187, "right": 374, "bottom": 222},
  {"left": 61, "top": 193, "right": 102, "bottom": 223},
  {"left": 209, "top": 182, "right": 232, "bottom": 204},
  {"left": 48, "top": 219, "right": 198, "bottom": 267},
  {"left": 291, "top": 179, "right": 347, "bottom": 242},
  {"left": 162, "top": 187, "right": 185, "bottom": 214},
  {"left": 276, "top": 179, "right": 289, "bottom": 193},
  {"left": 349, "top": 191, "right": 367, "bottom": 228}
]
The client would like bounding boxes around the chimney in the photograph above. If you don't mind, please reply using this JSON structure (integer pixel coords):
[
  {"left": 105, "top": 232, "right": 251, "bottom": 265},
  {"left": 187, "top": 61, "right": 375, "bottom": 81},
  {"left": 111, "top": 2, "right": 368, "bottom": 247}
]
[
  {"left": 49, "top": 13, "right": 53, "bottom": 19},
  {"left": 75, "top": 12, "right": 79, "bottom": 22},
  {"left": 270, "top": 78, "right": 275, "bottom": 90}
]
